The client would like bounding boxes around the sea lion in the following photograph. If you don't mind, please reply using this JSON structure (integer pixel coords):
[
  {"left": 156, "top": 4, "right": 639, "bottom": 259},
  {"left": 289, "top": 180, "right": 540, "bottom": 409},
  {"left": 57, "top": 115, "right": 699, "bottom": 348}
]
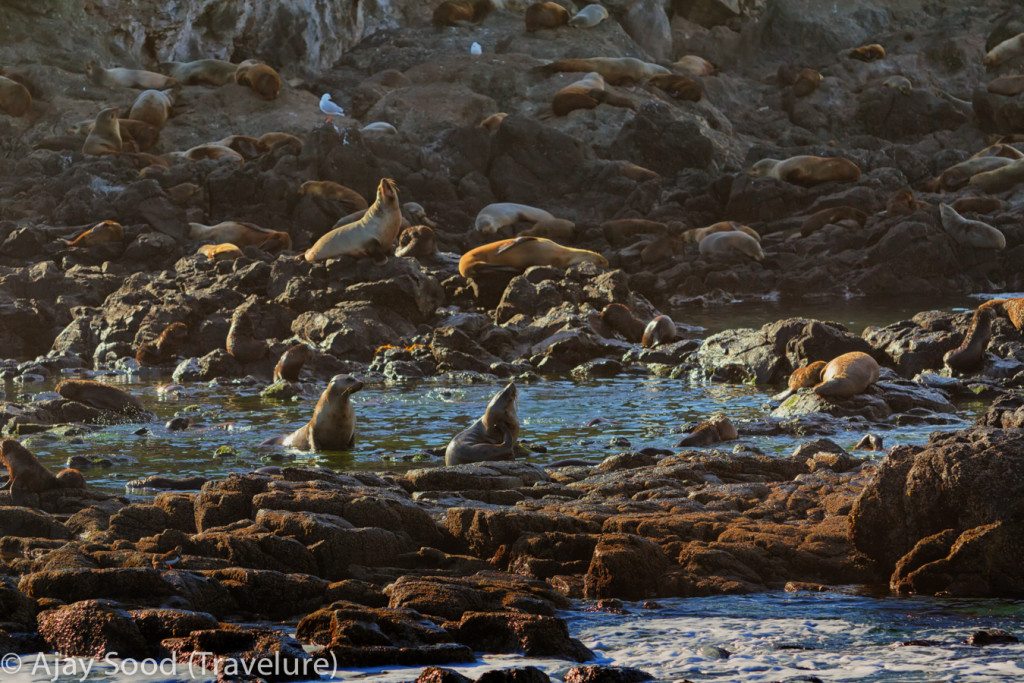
[
  {"left": 642, "top": 315, "right": 677, "bottom": 348},
  {"left": 159, "top": 59, "right": 238, "bottom": 86},
  {"left": 82, "top": 107, "right": 122, "bottom": 156},
  {"left": 944, "top": 307, "right": 995, "bottom": 373},
  {"left": 698, "top": 231, "right": 765, "bottom": 262},
  {"left": 551, "top": 71, "right": 634, "bottom": 115},
  {"left": 475, "top": 203, "right": 556, "bottom": 235},
  {"left": 136, "top": 322, "right": 188, "bottom": 366},
  {"left": 189, "top": 221, "right": 292, "bottom": 251},
  {"left": 799, "top": 207, "right": 867, "bottom": 236},
  {"left": 64, "top": 220, "right": 124, "bottom": 247},
  {"left": 984, "top": 32, "right": 1024, "bottom": 69},
  {"left": 979, "top": 298, "right": 1024, "bottom": 331},
  {"left": 600, "top": 303, "right": 645, "bottom": 343},
  {"left": 1, "top": 440, "right": 85, "bottom": 505},
  {"left": 403, "top": 202, "right": 437, "bottom": 229},
  {"left": 297, "top": 180, "right": 369, "bottom": 213},
  {"left": 197, "top": 243, "right": 244, "bottom": 261},
  {"left": 305, "top": 178, "right": 402, "bottom": 262},
  {"left": 950, "top": 196, "right": 1004, "bottom": 214},
  {"left": 173, "top": 144, "right": 245, "bottom": 163},
  {"left": 968, "top": 158, "right": 1024, "bottom": 193},
  {"left": 128, "top": 88, "right": 175, "bottom": 128},
  {"left": 85, "top": 62, "right": 176, "bottom": 89},
  {"left": 395, "top": 225, "right": 438, "bottom": 259},
  {"left": 536, "top": 57, "right": 670, "bottom": 84},
  {"left": 459, "top": 236, "right": 608, "bottom": 278},
  {"left": 274, "top": 344, "right": 313, "bottom": 383},
  {"left": 117, "top": 118, "right": 160, "bottom": 151},
  {"left": 569, "top": 3, "right": 609, "bottom": 28},
  {"left": 0, "top": 75, "right": 31, "bottom": 117},
  {"left": 788, "top": 360, "right": 828, "bottom": 390},
  {"left": 886, "top": 189, "right": 926, "bottom": 216},
  {"left": 56, "top": 379, "right": 145, "bottom": 416},
  {"left": 361, "top": 121, "right": 398, "bottom": 134},
  {"left": 988, "top": 74, "right": 1024, "bottom": 97},
  {"left": 601, "top": 219, "right": 667, "bottom": 245},
  {"left": 432, "top": 0, "right": 494, "bottom": 27},
  {"left": 681, "top": 221, "right": 759, "bottom": 244},
  {"left": 519, "top": 218, "right": 575, "bottom": 240},
  {"left": 813, "top": 352, "right": 880, "bottom": 399},
  {"left": 445, "top": 383, "right": 519, "bottom": 466},
  {"left": 674, "top": 55, "right": 715, "bottom": 77},
  {"left": 648, "top": 74, "right": 703, "bottom": 101},
  {"left": 234, "top": 60, "right": 281, "bottom": 100},
  {"left": 677, "top": 414, "right": 737, "bottom": 447},
  {"left": 938, "top": 204, "right": 1006, "bottom": 250},
  {"left": 526, "top": 2, "right": 569, "bottom": 31},
  {"left": 226, "top": 308, "right": 267, "bottom": 363},
  {"left": 259, "top": 132, "right": 303, "bottom": 155},
  {"left": 931, "top": 156, "right": 1013, "bottom": 191},
  {"left": 479, "top": 112, "right": 508, "bottom": 131},
  {"left": 881, "top": 75, "right": 912, "bottom": 94},
  {"left": 211, "top": 135, "right": 265, "bottom": 159},
  {"left": 747, "top": 155, "right": 861, "bottom": 185},
  {"left": 781, "top": 67, "right": 822, "bottom": 97},
  {"left": 271, "top": 375, "right": 364, "bottom": 451},
  {"left": 971, "top": 142, "right": 1024, "bottom": 160},
  {"left": 849, "top": 44, "right": 886, "bottom": 62}
]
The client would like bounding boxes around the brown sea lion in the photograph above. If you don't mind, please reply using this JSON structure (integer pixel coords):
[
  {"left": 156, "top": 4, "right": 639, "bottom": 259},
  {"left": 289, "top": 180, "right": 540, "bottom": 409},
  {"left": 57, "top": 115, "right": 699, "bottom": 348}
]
[
  {"left": 213, "top": 135, "right": 265, "bottom": 159},
  {"left": 800, "top": 207, "right": 867, "bottom": 236},
  {"left": 297, "top": 180, "right": 369, "bottom": 213},
  {"left": 159, "top": 59, "right": 238, "bottom": 86},
  {"left": 56, "top": 379, "right": 146, "bottom": 416},
  {"left": 259, "top": 132, "right": 303, "bottom": 155},
  {"left": 82, "top": 107, "right": 122, "bottom": 156},
  {"left": 226, "top": 308, "right": 267, "bottom": 363},
  {"left": 136, "top": 322, "right": 188, "bottom": 366},
  {"left": 979, "top": 298, "right": 1024, "bottom": 331},
  {"left": 536, "top": 57, "right": 670, "bottom": 84},
  {"left": 930, "top": 157, "right": 1014, "bottom": 191},
  {"left": 270, "top": 375, "right": 364, "bottom": 451},
  {"left": 747, "top": 155, "right": 861, "bottom": 185},
  {"left": 600, "top": 304, "right": 646, "bottom": 343},
  {"left": 987, "top": 75, "right": 1024, "bottom": 97},
  {"left": 552, "top": 72, "right": 634, "bottom": 116},
  {"left": 128, "top": 88, "right": 175, "bottom": 128},
  {"left": 520, "top": 218, "right": 575, "bottom": 240},
  {"left": 189, "top": 221, "right": 292, "bottom": 251},
  {"left": 86, "top": 62, "right": 177, "bottom": 89},
  {"left": 476, "top": 203, "right": 556, "bottom": 235},
  {"left": 792, "top": 68, "right": 823, "bottom": 97},
  {"left": 681, "top": 221, "right": 760, "bottom": 244},
  {"left": 849, "top": 44, "right": 886, "bottom": 62},
  {"left": 432, "top": 0, "right": 494, "bottom": 27},
  {"left": 673, "top": 55, "right": 715, "bottom": 77},
  {"left": 699, "top": 231, "right": 765, "bottom": 261},
  {"left": 64, "top": 220, "right": 124, "bottom": 247},
  {"left": 642, "top": 315, "right": 677, "bottom": 348},
  {"left": 814, "top": 352, "right": 880, "bottom": 399},
  {"left": 0, "top": 75, "right": 31, "bottom": 117},
  {"left": 305, "top": 178, "right": 402, "bottom": 262},
  {"left": 886, "top": 189, "right": 927, "bottom": 215},
  {"left": 445, "top": 383, "right": 519, "bottom": 466},
  {"left": 677, "top": 414, "right": 738, "bottom": 447},
  {"left": 234, "top": 60, "right": 281, "bottom": 100},
  {"left": 526, "top": 2, "right": 569, "bottom": 31},
  {"left": 1, "top": 440, "right": 85, "bottom": 505},
  {"left": 173, "top": 144, "right": 245, "bottom": 163},
  {"left": 969, "top": 158, "right": 1024, "bottom": 193},
  {"left": 479, "top": 112, "right": 508, "bottom": 131},
  {"left": 395, "top": 225, "right": 438, "bottom": 259},
  {"left": 944, "top": 307, "right": 995, "bottom": 373},
  {"left": 788, "top": 360, "right": 828, "bottom": 390},
  {"left": 648, "top": 74, "right": 703, "bottom": 101},
  {"left": 459, "top": 236, "right": 608, "bottom": 278},
  {"left": 950, "top": 196, "right": 1004, "bottom": 214},
  {"left": 197, "top": 243, "right": 244, "bottom": 261},
  {"left": 601, "top": 219, "right": 666, "bottom": 245},
  {"left": 984, "top": 32, "right": 1024, "bottom": 69},
  {"left": 274, "top": 344, "right": 313, "bottom": 383}
]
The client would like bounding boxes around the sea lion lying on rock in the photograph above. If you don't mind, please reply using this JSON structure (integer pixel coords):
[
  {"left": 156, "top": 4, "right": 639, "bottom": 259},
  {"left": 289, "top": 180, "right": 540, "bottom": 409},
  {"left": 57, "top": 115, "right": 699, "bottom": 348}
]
[
  {"left": 979, "top": 298, "right": 1024, "bottom": 330},
  {"left": 266, "top": 375, "right": 364, "bottom": 451},
  {"left": 189, "top": 221, "right": 292, "bottom": 252},
  {"left": 433, "top": 0, "right": 494, "bottom": 27},
  {"left": 475, "top": 203, "right": 556, "bottom": 235},
  {"left": 459, "top": 237, "right": 607, "bottom": 278},
  {"left": 698, "top": 231, "right": 764, "bottom": 262},
  {"left": 395, "top": 225, "right": 439, "bottom": 260},
  {"left": 786, "top": 352, "right": 880, "bottom": 400},
  {"left": 747, "top": 155, "right": 861, "bottom": 186},
  {"left": 64, "top": 220, "right": 124, "bottom": 247},
  {"left": 938, "top": 204, "right": 1006, "bottom": 250},
  {"left": 678, "top": 414, "right": 738, "bottom": 447},
  {"left": 445, "top": 383, "right": 519, "bottom": 466},
  {"left": 642, "top": 315, "right": 678, "bottom": 348},
  {"left": 1, "top": 440, "right": 85, "bottom": 506}
]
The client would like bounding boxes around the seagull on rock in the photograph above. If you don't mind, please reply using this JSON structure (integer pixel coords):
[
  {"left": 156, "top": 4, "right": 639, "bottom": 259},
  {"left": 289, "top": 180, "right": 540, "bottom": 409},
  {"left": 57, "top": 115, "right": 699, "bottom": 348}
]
[{"left": 319, "top": 93, "right": 345, "bottom": 123}]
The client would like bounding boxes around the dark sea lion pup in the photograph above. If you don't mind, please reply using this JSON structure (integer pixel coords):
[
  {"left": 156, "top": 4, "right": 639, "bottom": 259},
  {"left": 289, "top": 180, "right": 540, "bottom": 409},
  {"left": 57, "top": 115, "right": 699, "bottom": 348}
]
[
  {"left": 1, "top": 439, "right": 86, "bottom": 506},
  {"left": 265, "top": 375, "right": 364, "bottom": 451},
  {"left": 274, "top": 343, "right": 313, "bottom": 382},
  {"left": 944, "top": 307, "right": 995, "bottom": 374},
  {"left": 445, "top": 383, "right": 520, "bottom": 466}
]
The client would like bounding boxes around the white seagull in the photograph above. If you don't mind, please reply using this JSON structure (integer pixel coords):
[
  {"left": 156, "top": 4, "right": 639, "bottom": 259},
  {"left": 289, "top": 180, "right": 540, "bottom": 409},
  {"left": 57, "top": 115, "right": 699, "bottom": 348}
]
[
  {"left": 319, "top": 93, "right": 345, "bottom": 123},
  {"left": 470, "top": 42, "right": 483, "bottom": 56}
]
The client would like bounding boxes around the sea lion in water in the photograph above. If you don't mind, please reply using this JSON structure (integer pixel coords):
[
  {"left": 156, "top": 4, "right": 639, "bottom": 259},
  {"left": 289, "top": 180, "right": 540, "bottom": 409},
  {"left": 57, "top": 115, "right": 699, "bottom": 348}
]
[
  {"left": 136, "top": 322, "right": 188, "bottom": 366},
  {"left": 938, "top": 204, "right": 1006, "bottom": 250},
  {"left": 395, "top": 225, "right": 438, "bottom": 259},
  {"left": 85, "top": 62, "right": 176, "bottom": 89},
  {"left": 270, "top": 375, "right": 364, "bottom": 451},
  {"left": 985, "top": 32, "right": 1024, "bottom": 69},
  {"left": 432, "top": 0, "right": 494, "bottom": 27},
  {"left": 64, "top": 220, "right": 124, "bottom": 247},
  {"left": 297, "top": 180, "right": 368, "bottom": 213},
  {"left": 681, "top": 221, "right": 759, "bottom": 244},
  {"left": 799, "top": 207, "right": 867, "bottom": 236},
  {"left": 600, "top": 304, "right": 646, "bottom": 343},
  {"left": 56, "top": 379, "right": 145, "bottom": 416},
  {"left": 159, "top": 59, "right": 238, "bottom": 86},
  {"left": 642, "top": 315, "right": 677, "bottom": 348},
  {"left": 0, "top": 75, "right": 31, "bottom": 117},
  {"left": 128, "top": 88, "right": 175, "bottom": 129},
  {"left": 569, "top": 3, "right": 608, "bottom": 28},
  {"left": 944, "top": 307, "right": 995, "bottom": 374},
  {"left": 979, "top": 298, "right": 1024, "bottom": 331},
  {"left": 525, "top": 2, "right": 569, "bottom": 31},
  {"left": 189, "top": 221, "right": 292, "bottom": 251},
  {"left": 536, "top": 57, "right": 670, "bottom": 84},
  {"left": 699, "top": 231, "right": 765, "bottom": 262},
  {"left": 445, "top": 383, "right": 519, "bottom": 466},
  {"left": 814, "top": 352, "right": 880, "bottom": 399},
  {"left": 788, "top": 360, "right": 828, "bottom": 390},
  {"left": 1, "top": 440, "right": 85, "bottom": 506},
  {"left": 198, "top": 243, "right": 244, "bottom": 261},
  {"left": 82, "top": 108, "right": 122, "bottom": 156},
  {"left": 234, "top": 60, "right": 281, "bottom": 100},
  {"left": 459, "top": 236, "right": 608, "bottom": 278},
  {"left": 849, "top": 44, "right": 886, "bottom": 61},
  {"left": 747, "top": 156, "right": 861, "bottom": 185},
  {"left": 274, "top": 344, "right": 313, "bottom": 383},
  {"left": 226, "top": 308, "right": 267, "bottom": 363},
  {"left": 677, "top": 414, "right": 738, "bottom": 447},
  {"left": 475, "top": 203, "right": 556, "bottom": 235},
  {"left": 305, "top": 178, "right": 402, "bottom": 262},
  {"left": 968, "top": 158, "right": 1024, "bottom": 193}
]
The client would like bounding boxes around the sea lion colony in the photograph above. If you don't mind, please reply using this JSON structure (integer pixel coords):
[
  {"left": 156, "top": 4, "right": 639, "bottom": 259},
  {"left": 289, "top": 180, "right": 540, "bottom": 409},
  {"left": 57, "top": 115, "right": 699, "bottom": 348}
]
[{"left": 2, "top": 0, "right": 1024, "bottom": 679}]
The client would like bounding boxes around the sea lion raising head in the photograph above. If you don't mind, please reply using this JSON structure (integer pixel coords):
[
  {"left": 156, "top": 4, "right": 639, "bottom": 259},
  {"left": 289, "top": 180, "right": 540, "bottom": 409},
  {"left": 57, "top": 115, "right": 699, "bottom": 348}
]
[{"left": 445, "top": 383, "right": 520, "bottom": 466}]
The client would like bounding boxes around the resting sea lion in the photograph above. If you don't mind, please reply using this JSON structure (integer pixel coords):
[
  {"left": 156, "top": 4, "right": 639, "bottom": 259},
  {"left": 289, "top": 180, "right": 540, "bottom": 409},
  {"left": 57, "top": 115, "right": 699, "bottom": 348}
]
[
  {"left": 985, "top": 32, "right": 1024, "bottom": 69},
  {"left": 85, "top": 62, "right": 176, "bottom": 89},
  {"left": 988, "top": 75, "right": 1024, "bottom": 97},
  {"left": 172, "top": 143, "right": 245, "bottom": 163},
  {"left": 682, "top": 221, "right": 759, "bottom": 243},
  {"left": 128, "top": 88, "right": 175, "bottom": 128},
  {"left": 226, "top": 308, "right": 267, "bottom": 363},
  {"left": 674, "top": 55, "right": 715, "bottom": 77},
  {"left": 931, "top": 156, "right": 1013, "bottom": 191},
  {"left": 274, "top": 344, "right": 313, "bottom": 383},
  {"left": 788, "top": 360, "right": 828, "bottom": 390},
  {"left": 432, "top": 0, "right": 494, "bottom": 27},
  {"left": 849, "top": 44, "right": 886, "bottom": 61},
  {"left": 526, "top": 2, "right": 569, "bottom": 31},
  {"left": 1, "top": 440, "right": 85, "bottom": 505},
  {"left": 136, "top": 322, "right": 188, "bottom": 366},
  {"left": 536, "top": 57, "right": 670, "bottom": 84},
  {"left": 198, "top": 243, "right": 244, "bottom": 261},
  {"left": 799, "top": 207, "right": 867, "bottom": 236},
  {"left": 699, "top": 231, "right": 764, "bottom": 262},
  {"left": 938, "top": 204, "right": 1006, "bottom": 250},
  {"left": 476, "top": 203, "right": 556, "bottom": 235},
  {"left": 600, "top": 304, "right": 645, "bottom": 343},
  {"left": 82, "top": 108, "right": 122, "bottom": 156},
  {"left": 64, "top": 220, "right": 124, "bottom": 247},
  {"left": 297, "top": 180, "right": 369, "bottom": 213},
  {"left": 886, "top": 189, "right": 927, "bottom": 215},
  {"left": 445, "top": 383, "right": 519, "bottom": 466},
  {"left": 56, "top": 379, "right": 145, "bottom": 416},
  {"left": 677, "top": 414, "right": 737, "bottom": 447},
  {"left": 979, "top": 298, "right": 1024, "bottom": 331},
  {"left": 944, "top": 307, "right": 995, "bottom": 373},
  {"left": 0, "top": 75, "right": 31, "bottom": 117},
  {"left": 403, "top": 202, "right": 437, "bottom": 229},
  {"left": 395, "top": 225, "right": 438, "bottom": 259},
  {"left": 520, "top": 218, "right": 574, "bottom": 240},
  {"left": 234, "top": 60, "right": 281, "bottom": 100},
  {"left": 569, "top": 3, "right": 609, "bottom": 28},
  {"left": 642, "top": 315, "right": 678, "bottom": 348},
  {"left": 189, "top": 221, "right": 292, "bottom": 251},
  {"left": 648, "top": 74, "right": 703, "bottom": 101},
  {"left": 305, "top": 178, "right": 402, "bottom": 262},
  {"left": 968, "top": 158, "right": 1024, "bottom": 193},
  {"left": 881, "top": 75, "right": 912, "bottom": 94},
  {"left": 259, "top": 132, "right": 303, "bottom": 155},
  {"left": 747, "top": 155, "right": 861, "bottom": 185},
  {"left": 213, "top": 135, "right": 265, "bottom": 159},
  {"left": 479, "top": 112, "right": 508, "bottom": 131},
  {"left": 813, "top": 352, "right": 880, "bottom": 399},
  {"left": 602, "top": 219, "right": 666, "bottom": 245},
  {"left": 459, "top": 236, "right": 608, "bottom": 278},
  {"left": 778, "top": 66, "right": 822, "bottom": 96},
  {"left": 269, "top": 375, "right": 364, "bottom": 451},
  {"left": 950, "top": 196, "right": 1004, "bottom": 214},
  {"left": 159, "top": 59, "right": 238, "bottom": 86}
]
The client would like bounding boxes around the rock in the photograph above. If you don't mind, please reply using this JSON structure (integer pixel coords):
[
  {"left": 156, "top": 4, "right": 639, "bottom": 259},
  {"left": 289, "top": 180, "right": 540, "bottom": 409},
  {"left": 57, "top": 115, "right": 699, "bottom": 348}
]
[
  {"left": 584, "top": 534, "right": 676, "bottom": 600},
  {"left": 417, "top": 668, "right": 473, "bottom": 683},
  {"left": 385, "top": 572, "right": 570, "bottom": 620},
  {"left": 476, "top": 667, "right": 552, "bottom": 683},
  {"left": 564, "top": 666, "right": 655, "bottom": 683},
  {"left": 36, "top": 600, "right": 150, "bottom": 659},
  {"left": 446, "top": 611, "right": 593, "bottom": 661},
  {"left": 403, "top": 462, "right": 549, "bottom": 492},
  {"left": 966, "top": 629, "right": 1019, "bottom": 647}
]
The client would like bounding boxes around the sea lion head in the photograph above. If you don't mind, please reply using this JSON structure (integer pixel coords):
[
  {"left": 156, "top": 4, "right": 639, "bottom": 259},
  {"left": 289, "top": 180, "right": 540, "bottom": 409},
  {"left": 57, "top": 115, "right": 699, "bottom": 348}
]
[
  {"left": 96, "top": 107, "right": 120, "bottom": 124},
  {"left": 395, "top": 225, "right": 437, "bottom": 258},
  {"left": 746, "top": 159, "right": 777, "bottom": 178},
  {"left": 325, "top": 374, "right": 364, "bottom": 402},
  {"left": 568, "top": 249, "right": 609, "bottom": 269},
  {"left": 483, "top": 382, "right": 518, "bottom": 430},
  {"left": 376, "top": 178, "right": 399, "bottom": 209}
]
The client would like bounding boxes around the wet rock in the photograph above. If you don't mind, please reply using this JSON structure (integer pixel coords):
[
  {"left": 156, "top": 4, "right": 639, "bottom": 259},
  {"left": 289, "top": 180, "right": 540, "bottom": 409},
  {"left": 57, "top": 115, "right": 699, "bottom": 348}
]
[
  {"left": 19, "top": 567, "right": 173, "bottom": 604},
  {"left": 476, "top": 667, "right": 552, "bottom": 683},
  {"left": 0, "top": 507, "right": 72, "bottom": 539},
  {"left": 385, "top": 572, "right": 570, "bottom": 620},
  {"left": 564, "top": 665, "right": 655, "bottom": 683},
  {"left": 403, "top": 462, "right": 549, "bottom": 492},
  {"left": 417, "top": 668, "right": 473, "bottom": 683},
  {"left": 162, "top": 626, "right": 315, "bottom": 680},
  {"left": 966, "top": 629, "right": 1019, "bottom": 647},
  {"left": 447, "top": 611, "right": 592, "bottom": 661},
  {"left": 36, "top": 599, "right": 150, "bottom": 659},
  {"left": 325, "top": 642, "right": 476, "bottom": 667},
  {"left": 584, "top": 533, "right": 677, "bottom": 600}
]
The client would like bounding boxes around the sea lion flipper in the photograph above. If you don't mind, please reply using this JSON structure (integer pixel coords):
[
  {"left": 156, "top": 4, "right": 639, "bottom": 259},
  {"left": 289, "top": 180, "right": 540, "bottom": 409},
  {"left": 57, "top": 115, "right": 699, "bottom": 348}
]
[{"left": 496, "top": 236, "right": 539, "bottom": 254}]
